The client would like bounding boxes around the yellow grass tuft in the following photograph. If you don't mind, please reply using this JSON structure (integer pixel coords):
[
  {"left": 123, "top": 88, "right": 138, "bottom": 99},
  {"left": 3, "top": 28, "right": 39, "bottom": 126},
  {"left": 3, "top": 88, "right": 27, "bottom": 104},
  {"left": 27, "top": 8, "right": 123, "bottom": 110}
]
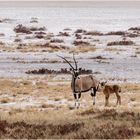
[
  {"left": 104, "top": 47, "right": 124, "bottom": 52},
  {"left": 70, "top": 45, "right": 96, "bottom": 53}
]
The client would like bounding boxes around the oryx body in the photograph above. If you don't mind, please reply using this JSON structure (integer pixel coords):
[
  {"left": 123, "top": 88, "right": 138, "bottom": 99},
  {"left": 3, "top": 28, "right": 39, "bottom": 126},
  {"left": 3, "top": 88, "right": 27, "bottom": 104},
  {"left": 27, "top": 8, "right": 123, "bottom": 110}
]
[
  {"left": 71, "top": 74, "right": 99, "bottom": 108},
  {"left": 58, "top": 54, "right": 99, "bottom": 108},
  {"left": 72, "top": 75, "right": 98, "bottom": 92}
]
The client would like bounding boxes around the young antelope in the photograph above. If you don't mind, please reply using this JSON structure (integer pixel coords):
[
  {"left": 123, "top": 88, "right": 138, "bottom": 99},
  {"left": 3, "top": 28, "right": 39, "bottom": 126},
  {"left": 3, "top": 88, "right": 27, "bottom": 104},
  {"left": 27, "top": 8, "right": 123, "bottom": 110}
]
[{"left": 100, "top": 81, "right": 121, "bottom": 106}]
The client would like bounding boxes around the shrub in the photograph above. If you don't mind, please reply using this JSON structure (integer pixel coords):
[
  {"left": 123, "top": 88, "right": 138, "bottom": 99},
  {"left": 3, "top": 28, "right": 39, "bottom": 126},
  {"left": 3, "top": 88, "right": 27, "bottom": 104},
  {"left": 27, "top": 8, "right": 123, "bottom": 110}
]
[
  {"left": 106, "top": 31, "right": 126, "bottom": 36},
  {"left": 84, "top": 31, "right": 103, "bottom": 36},
  {"left": 73, "top": 40, "right": 90, "bottom": 46},
  {"left": 107, "top": 40, "right": 134, "bottom": 46}
]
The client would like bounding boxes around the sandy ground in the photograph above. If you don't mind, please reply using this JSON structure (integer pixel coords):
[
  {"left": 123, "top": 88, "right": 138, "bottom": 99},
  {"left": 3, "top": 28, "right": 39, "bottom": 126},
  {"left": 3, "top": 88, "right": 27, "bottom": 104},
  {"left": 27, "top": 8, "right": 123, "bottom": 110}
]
[
  {"left": 0, "top": 76, "right": 140, "bottom": 139},
  {"left": 0, "top": 21, "right": 140, "bottom": 138},
  {"left": 0, "top": 77, "right": 140, "bottom": 112}
]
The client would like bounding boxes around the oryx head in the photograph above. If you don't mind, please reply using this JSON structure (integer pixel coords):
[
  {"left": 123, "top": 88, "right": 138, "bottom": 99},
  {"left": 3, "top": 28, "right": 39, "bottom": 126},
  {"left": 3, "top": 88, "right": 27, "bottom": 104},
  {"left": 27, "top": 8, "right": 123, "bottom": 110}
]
[
  {"left": 100, "top": 81, "right": 107, "bottom": 87},
  {"left": 57, "top": 54, "right": 81, "bottom": 78}
]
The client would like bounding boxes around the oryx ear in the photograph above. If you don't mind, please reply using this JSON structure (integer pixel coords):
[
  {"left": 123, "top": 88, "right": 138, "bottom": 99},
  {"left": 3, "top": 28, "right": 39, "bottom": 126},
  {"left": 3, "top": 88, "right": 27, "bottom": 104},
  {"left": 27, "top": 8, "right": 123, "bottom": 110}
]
[
  {"left": 100, "top": 82, "right": 104, "bottom": 86},
  {"left": 70, "top": 68, "right": 72, "bottom": 71},
  {"left": 79, "top": 68, "right": 82, "bottom": 71},
  {"left": 69, "top": 68, "right": 73, "bottom": 74},
  {"left": 103, "top": 81, "right": 107, "bottom": 85}
]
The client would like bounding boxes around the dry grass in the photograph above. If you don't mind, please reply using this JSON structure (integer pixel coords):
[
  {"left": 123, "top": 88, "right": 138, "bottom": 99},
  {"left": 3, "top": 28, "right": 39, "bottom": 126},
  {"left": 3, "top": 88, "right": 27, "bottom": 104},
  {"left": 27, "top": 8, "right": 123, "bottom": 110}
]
[
  {"left": 0, "top": 43, "right": 69, "bottom": 53},
  {"left": 40, "top": 103, "right": 56, "bottom": 108},
  {"left": 104, "top": 47, "right": 124, "bottom": 52},
  {"left": 0, "top": 78, "right": 140, "bottom": 139},
  {"left": 0, "top": 108, "right": 139, "bottom": 139},
  {"left": 70, "top": 45, "right": 96, "bottom": 53},
  {"left": 0, "top": 97, "right": 14, "bottom": 103}
]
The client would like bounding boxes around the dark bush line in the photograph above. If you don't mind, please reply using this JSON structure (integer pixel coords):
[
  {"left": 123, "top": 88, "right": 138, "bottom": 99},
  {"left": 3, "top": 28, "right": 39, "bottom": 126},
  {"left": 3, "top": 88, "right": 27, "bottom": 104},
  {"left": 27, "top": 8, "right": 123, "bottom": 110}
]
[
  {"left": 89, "top": 55, "right": 113, "bottom": 60},
  {"left": 84, "top": 31, "right": 103, "bottom": 36},
  {"left": 0, "top": 120, "right": 83, "bottom": 139},
  {"left": 75, "top": 33, "right": 82, "bottom": 39},
  {"left": 125, "top": 33, "right": 139, "bottom": 38},
  {"left": 73, "top": 40, "right": 90, "bottom": 46},
  {"left": 80, "top": 108, "right": 140, "bottom": 121},
  {"left": 128, "top": 27, "right": 140, "bottom": 31},
  {"left": 50, "top": 39, "right": 64, "bottom": 43},
  {"left": 26, "top": 68, "right": 71, "bottom": 74},
  {"left": 14, "top": 24, "right": 32, "bottom": 34},
  {"left": 105, "top": 31, "right": 126, "bottom": 36},
  {"left": 58, "top": 32, "right": 70, "bottom": 37},
  {"left": 30, "top": 26, "right": 46, "bottom": 32},
  {"left": 0, "top": 109, "right": 139, "bottom": 139},
  {"left": 107, "top": 40, "right": 134, "bottom": 46},
  {"left": 14, "top": 24, "right": 46, "bottom": 34},
  {"left": 75, "top": 29, "right": 86, "bottom": 34},
  {"left": 0, "top": 117, "right": 136, "bottom": 139},
  {"left": 0, "top": 33, "right": 5, "bottom": 37},
  {"left": 48, "top": 122, "right": 84, "bottom": 136},
  {"left": 26, "top": 68, "right": 92, "bottom": 75},
  {"left": 34, "top": 31, "right": 46, "bottom": 35}
]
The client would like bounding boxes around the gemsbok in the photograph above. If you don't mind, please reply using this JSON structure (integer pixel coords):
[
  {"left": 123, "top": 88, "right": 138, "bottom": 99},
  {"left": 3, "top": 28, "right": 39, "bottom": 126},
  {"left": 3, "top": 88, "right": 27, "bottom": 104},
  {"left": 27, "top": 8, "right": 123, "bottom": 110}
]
[
  {"left": 58, "top": 54, "right": 99, "bottom": 108},
  {"left": 100, "top": 81, "right": 121, "bottom": 106}
]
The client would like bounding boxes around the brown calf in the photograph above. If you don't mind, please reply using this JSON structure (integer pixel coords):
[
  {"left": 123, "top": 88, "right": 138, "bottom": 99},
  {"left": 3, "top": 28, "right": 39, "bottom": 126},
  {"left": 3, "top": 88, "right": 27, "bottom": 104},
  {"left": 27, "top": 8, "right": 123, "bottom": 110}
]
[{"left": 100, "top": 81, "right": 121, "bottom": 106}]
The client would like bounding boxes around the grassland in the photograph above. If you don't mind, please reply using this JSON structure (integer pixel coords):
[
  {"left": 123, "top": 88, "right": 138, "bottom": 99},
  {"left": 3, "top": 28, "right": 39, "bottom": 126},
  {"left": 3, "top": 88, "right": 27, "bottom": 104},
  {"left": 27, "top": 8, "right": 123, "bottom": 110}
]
[{"left": 0, "top": 77, "right": 140, "bottom": 139}]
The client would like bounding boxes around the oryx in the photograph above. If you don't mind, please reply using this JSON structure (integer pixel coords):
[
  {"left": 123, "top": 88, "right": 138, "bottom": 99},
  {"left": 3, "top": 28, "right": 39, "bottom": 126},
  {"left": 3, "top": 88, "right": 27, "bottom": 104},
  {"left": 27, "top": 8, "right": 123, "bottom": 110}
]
[{"left": 58, "top": 54, "right": 99, "bottom": 108}]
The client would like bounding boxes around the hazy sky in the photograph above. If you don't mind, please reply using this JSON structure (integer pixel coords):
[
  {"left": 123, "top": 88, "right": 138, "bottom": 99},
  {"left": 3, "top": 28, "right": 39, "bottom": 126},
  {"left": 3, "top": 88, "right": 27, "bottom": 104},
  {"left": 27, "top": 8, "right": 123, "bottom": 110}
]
[
  {"left": 0, "top": 0, "right": 140, "bottom": 2},
  {"left": 0, "top": 1, "right": 140, "bottom": 7}
]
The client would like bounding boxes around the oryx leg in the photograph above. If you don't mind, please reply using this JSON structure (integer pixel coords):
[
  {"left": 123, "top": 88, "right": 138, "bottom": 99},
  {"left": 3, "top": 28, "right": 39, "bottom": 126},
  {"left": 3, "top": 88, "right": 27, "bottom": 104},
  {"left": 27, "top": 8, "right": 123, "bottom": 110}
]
[
  {"left": 115, "top": 92, "right": 121, "bottom": 105},
  {"left": 105, "top": 94, "right": 109, "bottom": 106},
  {"left": 91, "top": 87, "right": 97, "bottom": 105},
  {"left": 73, "top": 93, "right": 81, "bottom": 108},
  {"left": 73, "top": 93, "right": 77, "bottom": 107}
]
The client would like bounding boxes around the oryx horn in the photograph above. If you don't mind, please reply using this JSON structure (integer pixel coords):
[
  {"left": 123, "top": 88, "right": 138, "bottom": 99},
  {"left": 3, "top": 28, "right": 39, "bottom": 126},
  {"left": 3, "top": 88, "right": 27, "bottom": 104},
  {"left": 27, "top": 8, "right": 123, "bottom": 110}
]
[
  {"left": 73, "top": 53, "right": 78, "bottom": 70},
  {"left": 57, "top": 55, "right": 75, "bottom": 71}
]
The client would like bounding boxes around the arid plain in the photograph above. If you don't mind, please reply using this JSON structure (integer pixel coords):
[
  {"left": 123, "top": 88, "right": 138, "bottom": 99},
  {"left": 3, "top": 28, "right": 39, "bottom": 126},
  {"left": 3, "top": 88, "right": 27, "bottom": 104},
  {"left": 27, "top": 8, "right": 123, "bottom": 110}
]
[{"left": 0, "top": 12, "right": 140, "bottom": 138}]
